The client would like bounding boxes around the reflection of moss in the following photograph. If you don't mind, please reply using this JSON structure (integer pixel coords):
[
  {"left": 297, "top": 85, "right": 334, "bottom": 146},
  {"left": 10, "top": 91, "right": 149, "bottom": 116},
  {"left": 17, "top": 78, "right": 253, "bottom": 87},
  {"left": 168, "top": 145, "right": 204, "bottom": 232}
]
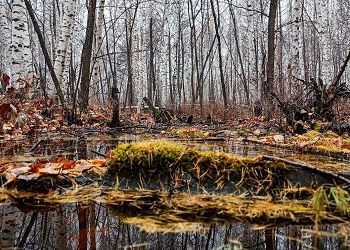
[{"left": 103, "top": 188, "right": 349, "bottom": 232}]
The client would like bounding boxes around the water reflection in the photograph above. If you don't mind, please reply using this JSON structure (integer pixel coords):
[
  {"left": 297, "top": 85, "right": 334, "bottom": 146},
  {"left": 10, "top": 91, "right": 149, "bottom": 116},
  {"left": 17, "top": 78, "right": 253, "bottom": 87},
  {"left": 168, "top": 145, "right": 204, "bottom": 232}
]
[
  {"left": 1, "top": 135, "right": 350, "bottom": 249},
  {"left": 0, "top": 202, "right": 347, "bottom": 249}
]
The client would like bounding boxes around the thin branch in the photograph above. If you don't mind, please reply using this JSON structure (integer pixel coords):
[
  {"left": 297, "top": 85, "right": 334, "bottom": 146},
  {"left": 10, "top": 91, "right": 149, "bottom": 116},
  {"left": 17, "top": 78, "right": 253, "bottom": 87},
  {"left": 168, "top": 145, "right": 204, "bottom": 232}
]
[
  {"left": 333, "top": 50, "right": 350, "bottom": 87},
  {"left": 24, "top": 0, "right": 66, "bottom": 109}
]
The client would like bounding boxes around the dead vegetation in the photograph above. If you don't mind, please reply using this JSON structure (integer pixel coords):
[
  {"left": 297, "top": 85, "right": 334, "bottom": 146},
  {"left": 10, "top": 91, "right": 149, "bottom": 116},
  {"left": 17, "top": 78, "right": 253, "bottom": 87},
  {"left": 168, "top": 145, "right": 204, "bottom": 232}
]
[
  {"left": 247, "top": 129, "right": 350, "bottom": 161},
  {"left": 0, "top": 139, "right": 349, "bottom": 234}
]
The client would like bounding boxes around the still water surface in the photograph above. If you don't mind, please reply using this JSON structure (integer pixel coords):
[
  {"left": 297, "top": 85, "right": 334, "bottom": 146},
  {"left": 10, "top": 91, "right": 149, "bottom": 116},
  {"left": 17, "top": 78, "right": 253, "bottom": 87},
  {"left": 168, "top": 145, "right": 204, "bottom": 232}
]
[{"left": 0, "top": 134, "right": 349, "bottom": 249}]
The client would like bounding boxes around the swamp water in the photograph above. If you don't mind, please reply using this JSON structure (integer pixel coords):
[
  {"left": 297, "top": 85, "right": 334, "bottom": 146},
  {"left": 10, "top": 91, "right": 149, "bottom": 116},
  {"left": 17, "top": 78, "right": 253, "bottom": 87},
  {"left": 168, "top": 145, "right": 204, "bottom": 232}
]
[{"left": 0, "top": 134, "right": 349, "bottom": 249}]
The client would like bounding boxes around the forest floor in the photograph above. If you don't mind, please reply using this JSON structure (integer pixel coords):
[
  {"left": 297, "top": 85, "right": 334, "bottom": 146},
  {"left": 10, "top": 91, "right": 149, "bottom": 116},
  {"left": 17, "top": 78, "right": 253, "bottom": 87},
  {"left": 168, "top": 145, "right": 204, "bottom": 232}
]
[{"left": 1, "top": 95, "right": 350, "bottom": 243}]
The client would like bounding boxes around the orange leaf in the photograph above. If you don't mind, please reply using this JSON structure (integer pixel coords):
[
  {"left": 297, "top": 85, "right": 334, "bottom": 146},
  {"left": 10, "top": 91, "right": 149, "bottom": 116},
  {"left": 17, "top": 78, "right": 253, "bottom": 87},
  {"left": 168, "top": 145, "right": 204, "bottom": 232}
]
[
  {"left": 91, "top": 159, "right": 107, "bottom": 167},
  {"left": 29, "top": 162, "right": 45, "bottom": 173},
  {"left": 56, "top": 157, "right": 75, "bottom": 169}
]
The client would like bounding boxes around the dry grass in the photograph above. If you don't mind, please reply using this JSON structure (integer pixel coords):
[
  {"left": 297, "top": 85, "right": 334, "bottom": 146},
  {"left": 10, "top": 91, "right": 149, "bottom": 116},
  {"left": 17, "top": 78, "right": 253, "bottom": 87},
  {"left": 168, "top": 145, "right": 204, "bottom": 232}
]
[{"left": 0, "top": 139, "right": 349, "bottom": 235}]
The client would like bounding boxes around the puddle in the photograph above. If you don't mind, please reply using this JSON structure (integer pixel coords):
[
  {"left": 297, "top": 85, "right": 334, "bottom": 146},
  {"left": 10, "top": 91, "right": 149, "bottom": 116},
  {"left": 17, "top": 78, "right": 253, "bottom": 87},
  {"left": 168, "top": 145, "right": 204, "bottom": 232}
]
[
  {"left": 0, "top": 202, "right": 346, "bottom": 249},
  {"left": 1, "top": 134, "right": 349, "bottom": 249}
]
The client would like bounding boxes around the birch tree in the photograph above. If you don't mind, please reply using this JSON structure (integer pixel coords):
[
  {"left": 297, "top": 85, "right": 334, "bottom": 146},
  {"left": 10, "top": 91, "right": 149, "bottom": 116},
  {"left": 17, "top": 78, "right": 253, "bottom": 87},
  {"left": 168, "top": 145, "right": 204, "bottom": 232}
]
[
  {"left": 52, "top": 0, "right": 76, "bottom": 96},
  {"left": 316, "top": 0, "right": 333, "bottom": 84},
  {"left": 291, "top": 0, "right": 302, "bottom": 82},
  {"left": 90, "top": 0, "right": 105, "bottom": 105},
  {"left": 124, "top": 0, "right": 140, "bottom": 107},
  {"left": 11, "top": 0, "right": 34, "bottom": 88},
  {"left": 0, "top": 0, "right": 10, "bottom": 73}
]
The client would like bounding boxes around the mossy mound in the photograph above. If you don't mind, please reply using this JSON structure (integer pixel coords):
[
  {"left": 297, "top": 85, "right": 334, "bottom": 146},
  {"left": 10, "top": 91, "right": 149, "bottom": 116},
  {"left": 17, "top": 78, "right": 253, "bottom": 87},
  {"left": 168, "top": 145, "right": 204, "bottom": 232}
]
[{"left": 106, "top": 140, "right": 291, "bottom": 195}]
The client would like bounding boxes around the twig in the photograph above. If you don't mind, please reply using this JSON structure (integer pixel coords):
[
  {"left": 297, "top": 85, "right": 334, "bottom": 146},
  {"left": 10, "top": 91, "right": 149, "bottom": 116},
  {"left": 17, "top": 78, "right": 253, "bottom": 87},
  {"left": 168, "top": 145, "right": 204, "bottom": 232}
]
[
  {"left": 27, "top": 139, "right": 45, "bottom": 153},
  {"left": 333, "top": 49, "right": 350, "bottom": 87},
  {"left": 262, "top": 155, "right": 350, "bottom": 187},
  {"left": 91, "top": 150, "right": 105, "bottom": 157}
]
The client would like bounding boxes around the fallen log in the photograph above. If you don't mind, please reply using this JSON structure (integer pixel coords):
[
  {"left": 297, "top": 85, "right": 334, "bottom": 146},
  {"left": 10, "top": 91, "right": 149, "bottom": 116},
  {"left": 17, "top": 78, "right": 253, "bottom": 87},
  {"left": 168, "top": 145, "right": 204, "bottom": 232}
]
[{"left": 263, "top": 155, "right": 350, "bottom": 187}]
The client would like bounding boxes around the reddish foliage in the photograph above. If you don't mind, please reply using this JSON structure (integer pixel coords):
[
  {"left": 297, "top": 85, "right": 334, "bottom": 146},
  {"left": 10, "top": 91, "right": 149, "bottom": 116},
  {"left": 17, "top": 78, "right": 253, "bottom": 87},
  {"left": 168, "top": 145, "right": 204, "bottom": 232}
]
[
  {"left": 0, "top": 103, "right": 12, "bottom": 119},
  {"left": 55, "top": 157, "right": 76, "bottom": 169},
  {"left": 29, "top": 162, "right": 45, "bottom": 173},
  {"left": 0, "top": 73, "right": 10, "bottom": 88},
  {"left": 0, "top": 165, "right": 7, "bottom": 173}
]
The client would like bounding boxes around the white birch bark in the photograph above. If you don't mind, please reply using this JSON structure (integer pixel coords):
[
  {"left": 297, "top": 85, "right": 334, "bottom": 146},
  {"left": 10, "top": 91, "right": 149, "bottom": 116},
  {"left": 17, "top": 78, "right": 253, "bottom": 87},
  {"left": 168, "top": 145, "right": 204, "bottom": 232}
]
[
  {"left": 135, "top": 14, "right": 144, "bottom": 111},
  {"left": 11, "top": 0, "right": 33, "bottom": 88},
  {"left": 246, "top": 0, "right": 256, "bottom": 97},
  {"left": 316, "top": 0, "right": 333, "bottom": 84},
  {"left": 0, "top": 205, "right": 20, "bottom": 248},
  {"left": 51, "top": 206, "right": 67, "bottom": 249},
  {"left": 90, "top": 0, "right": 105, "bottom": 105},
  {"left": 158, "top": 1, "right": 169, "bottom": 106},
  {"left": 52, "top": 0, "right": 76, "bottom": 96},
  {"left": 0, "top": 0, "right": 10, "bottom": 73},
  {"left": 291, "top": 0, "right": 302, "bottom": 80}
]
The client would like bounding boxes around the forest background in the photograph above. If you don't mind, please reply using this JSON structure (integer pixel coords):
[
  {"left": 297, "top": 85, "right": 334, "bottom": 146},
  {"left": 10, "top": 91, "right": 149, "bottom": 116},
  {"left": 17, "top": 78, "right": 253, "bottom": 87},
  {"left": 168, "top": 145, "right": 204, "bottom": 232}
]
[{"left": 0, "top": 0, "right": 349, "bottom": 127}]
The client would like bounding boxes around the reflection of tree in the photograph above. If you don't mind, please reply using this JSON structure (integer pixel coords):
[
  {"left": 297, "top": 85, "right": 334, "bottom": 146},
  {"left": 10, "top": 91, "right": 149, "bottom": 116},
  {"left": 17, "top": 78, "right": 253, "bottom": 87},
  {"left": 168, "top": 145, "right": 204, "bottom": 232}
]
[
  {"left": 0, "top": 205, "right": 21, "bottom": 248},
  {"left": 52, "top": 205, "right": 67, "bottom": 250},
  {"left": 0, "top": 202, "right": 346, "bottom": 249},
  {"left": 78, "top": 202, "right": 88, "bottom": 250}
]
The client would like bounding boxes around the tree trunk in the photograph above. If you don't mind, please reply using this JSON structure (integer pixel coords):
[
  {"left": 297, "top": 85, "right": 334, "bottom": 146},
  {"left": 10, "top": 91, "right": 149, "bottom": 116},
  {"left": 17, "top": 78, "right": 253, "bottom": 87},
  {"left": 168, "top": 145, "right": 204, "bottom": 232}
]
[
  {"left": 264, "top": 0, "right": 279, "bottom": 117},
  {"left": 0, "top": 0, "right": 10, "bottom": 73},
  {"left": 124, "top": 0, "right": 139, "bottom": 107},
  {"left": 316, "top": 0, "right": 333, "bottom": 84},
  {"left": 291, "top": 0, "right": 302, "bottom": 81},
  {"left": 24, "top": 0, "right": 66, "bottom": 109},
  {"left": 78, "top": 203, "right": 88, "bottom": 250},
  {"left": 79, "top": 0, "right": 97, "bottom": 111},
  {"left": 90, "top": 0, "right": 105, "bottom": 106},
  {"left": 53, "top": 0, "right": 76, "bottom": 97},
  {"left": 210, "top": 0, "right": 228, "bottom": 108},
  {"left": 148, "top": 17, "right": 156, "bottom": 103},
  {"left": 11, "top": 0, "right": 34, "bottom": 87}
]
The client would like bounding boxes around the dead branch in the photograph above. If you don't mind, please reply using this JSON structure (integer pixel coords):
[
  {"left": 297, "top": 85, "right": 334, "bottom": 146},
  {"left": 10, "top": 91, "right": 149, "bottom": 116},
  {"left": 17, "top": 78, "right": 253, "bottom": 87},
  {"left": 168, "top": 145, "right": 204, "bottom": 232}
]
[
  {"left": 333, "top": 49, "right": 350, "bottom": 88},
  {"left": 263, "top": 155, "right": 350, "bottom": 187}
]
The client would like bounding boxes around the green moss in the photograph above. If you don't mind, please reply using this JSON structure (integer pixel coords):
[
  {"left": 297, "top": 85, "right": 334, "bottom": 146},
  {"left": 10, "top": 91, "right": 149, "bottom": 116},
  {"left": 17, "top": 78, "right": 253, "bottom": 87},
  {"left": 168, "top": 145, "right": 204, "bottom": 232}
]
[
  {"left": 343, "top": 139, "right": 350, "bottom": 145},
  {"left": 305, "top": 130, "right": 321, "bottom": 138},
  {"left": 313, "top": 123, "right": 324, "bottom": 132},
  {"left": 106, "top": 140, "right": 288, "bottom": 194}
]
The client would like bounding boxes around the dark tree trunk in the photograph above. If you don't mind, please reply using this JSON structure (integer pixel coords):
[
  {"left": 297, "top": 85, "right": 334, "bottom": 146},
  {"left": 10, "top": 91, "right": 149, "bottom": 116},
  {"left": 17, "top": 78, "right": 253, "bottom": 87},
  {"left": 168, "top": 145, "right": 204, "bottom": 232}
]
[
  {"left": 78, "top": 203, "right": 88, "bottom": 250},
  {"left": 148, "top": 18, "right": 156, "bottom": 103},
  {"left": 264, "top": 0, "right": 279, "bottom": 117},
  {"left": 79, "top": 0, "right": 97, "bottom": 111},
  {"left": 210, "top": 0, "right": 228, "bottom": 108},
  {"left": 109, "top": 86, "right": 121, "bottom": 127}
]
